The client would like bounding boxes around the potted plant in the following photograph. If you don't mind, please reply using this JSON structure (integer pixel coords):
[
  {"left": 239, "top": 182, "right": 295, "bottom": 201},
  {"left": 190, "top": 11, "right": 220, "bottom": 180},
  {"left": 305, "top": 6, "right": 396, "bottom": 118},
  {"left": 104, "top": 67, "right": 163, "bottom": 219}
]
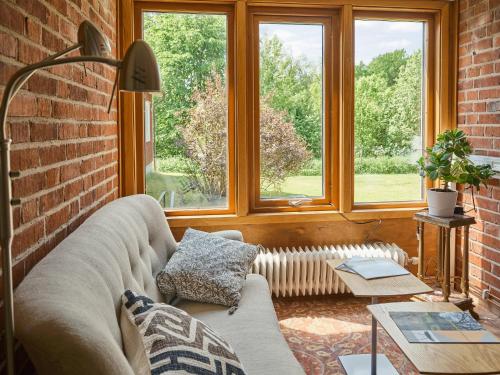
[{"left": 418, "top": 129, "right": 494, "bottom": 217}]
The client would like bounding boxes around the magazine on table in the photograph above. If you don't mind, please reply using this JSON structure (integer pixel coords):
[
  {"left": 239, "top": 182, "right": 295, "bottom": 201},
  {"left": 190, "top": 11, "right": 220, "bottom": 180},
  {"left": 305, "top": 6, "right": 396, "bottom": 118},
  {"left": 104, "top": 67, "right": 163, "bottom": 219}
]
[
  {"left": 389, "top": 311, "right": 500, "bottom": 344},
  {"left": 335, "top": 256, "right": 409, "bottom": 279}
]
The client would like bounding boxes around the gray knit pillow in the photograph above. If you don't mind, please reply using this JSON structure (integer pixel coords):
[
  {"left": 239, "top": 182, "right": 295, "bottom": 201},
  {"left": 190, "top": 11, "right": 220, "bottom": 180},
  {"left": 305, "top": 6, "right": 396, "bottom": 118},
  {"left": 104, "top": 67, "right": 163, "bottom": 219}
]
[{"left": 156, "top": 229, "right": 258, "bottom": 309}]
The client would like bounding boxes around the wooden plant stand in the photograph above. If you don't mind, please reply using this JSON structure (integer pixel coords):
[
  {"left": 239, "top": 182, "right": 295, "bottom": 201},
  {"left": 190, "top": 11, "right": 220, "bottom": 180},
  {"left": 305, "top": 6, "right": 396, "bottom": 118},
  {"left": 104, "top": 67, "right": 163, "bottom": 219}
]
[{"left": 413, "top": 211, "right": 477, "bottom": 317}]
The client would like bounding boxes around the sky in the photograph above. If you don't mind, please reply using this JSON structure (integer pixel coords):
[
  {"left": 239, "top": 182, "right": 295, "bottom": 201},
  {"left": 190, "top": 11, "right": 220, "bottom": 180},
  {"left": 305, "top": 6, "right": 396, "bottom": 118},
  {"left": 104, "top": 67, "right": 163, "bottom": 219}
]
[{"left": 260, "top": 20, "right": 424, "bottom": 66}]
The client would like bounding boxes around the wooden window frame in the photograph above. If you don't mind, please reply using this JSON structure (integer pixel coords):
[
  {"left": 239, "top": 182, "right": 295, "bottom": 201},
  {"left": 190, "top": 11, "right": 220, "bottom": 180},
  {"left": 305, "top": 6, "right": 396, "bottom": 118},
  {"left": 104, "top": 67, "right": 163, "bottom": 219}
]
[
  {"left": 118, "top": 0, "right": 457, "bottom": 224},
  {"left": 132, "top": 2, "right": 237, "bottom": 216},
  {"left": 351, "top": 10, "right": 436, "bottom": 210},
  {"left": 247, "top": 7, "right": 340, "bottom": 213}
]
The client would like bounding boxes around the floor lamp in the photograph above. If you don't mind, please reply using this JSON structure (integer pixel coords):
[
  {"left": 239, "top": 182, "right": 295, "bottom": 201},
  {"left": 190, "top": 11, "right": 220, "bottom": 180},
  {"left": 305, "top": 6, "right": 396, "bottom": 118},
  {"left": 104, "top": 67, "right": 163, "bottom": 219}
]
[{"left": 0, "top": 20, "right": 160, "bottom": 375}]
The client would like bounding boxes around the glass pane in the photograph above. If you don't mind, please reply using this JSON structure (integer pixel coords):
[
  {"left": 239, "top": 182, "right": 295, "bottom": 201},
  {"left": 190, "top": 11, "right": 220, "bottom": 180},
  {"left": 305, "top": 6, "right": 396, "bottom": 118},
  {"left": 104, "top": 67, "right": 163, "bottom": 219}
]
[
  {"left": 143, "top": 12, "right": 229, "bottom": 210},
  {"left": 354, "top": 20, "right": 425, "bottom": 203},
  {"left": 259, "top": 23, "right": 324, "bottom": 200}
]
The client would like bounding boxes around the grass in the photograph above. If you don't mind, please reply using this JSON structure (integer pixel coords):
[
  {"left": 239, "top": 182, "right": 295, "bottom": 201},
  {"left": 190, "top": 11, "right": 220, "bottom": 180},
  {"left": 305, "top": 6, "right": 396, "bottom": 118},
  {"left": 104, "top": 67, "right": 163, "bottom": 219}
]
[
  {"left": 262, "top": 174, "right": 422, "bottom": 202},
  {"left": 146, "top": 172, "right": 227, "bottom": 209},
  {"left": 147, "top": 171, "right": 423, "bottom": 206}
]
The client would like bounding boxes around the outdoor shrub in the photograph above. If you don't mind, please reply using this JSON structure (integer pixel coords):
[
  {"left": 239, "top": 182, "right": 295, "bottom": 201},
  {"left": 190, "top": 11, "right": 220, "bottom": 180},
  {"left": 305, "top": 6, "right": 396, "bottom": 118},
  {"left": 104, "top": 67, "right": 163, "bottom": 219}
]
[
  {"left": 155, "top": 156, "right": 192, "bottom": 174},
  {"left": 260, "top": 97, "right": 312, "bottom": 192},
  {"left": 180, "top": 75, "right": 311, "bottom": 199},
  {"left": 181, "top": 75, "right": 228, "bottom": 200},
  {"left": 298, "top": 158, "right": 323, "bottom": 176},
  {"left": 355, "top": 156, "right": 418, "bottom": 174}
]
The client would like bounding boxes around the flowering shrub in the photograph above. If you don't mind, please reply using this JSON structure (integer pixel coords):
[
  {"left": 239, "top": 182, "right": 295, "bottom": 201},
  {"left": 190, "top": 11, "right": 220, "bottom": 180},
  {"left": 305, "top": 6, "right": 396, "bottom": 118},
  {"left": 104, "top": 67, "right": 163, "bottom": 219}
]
[
  {"left": 181, "top": 75, "right": 311, "bottom": 199},
  {"left": 259, "top": 97, "right": 311, "bottom": 192}
]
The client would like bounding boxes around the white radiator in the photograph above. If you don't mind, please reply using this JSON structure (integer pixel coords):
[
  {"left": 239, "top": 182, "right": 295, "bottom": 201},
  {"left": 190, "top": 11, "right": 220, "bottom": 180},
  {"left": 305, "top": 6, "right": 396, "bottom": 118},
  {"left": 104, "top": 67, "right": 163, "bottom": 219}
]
[{"left": 251, "top": 243, "right": 408, "bottom": 297}]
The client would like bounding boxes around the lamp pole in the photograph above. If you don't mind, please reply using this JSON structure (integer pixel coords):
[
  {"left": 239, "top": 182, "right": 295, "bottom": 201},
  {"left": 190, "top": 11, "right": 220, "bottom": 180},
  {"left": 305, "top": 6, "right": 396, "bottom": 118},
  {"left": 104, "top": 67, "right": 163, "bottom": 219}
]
[{"left": 0, "top": 55, "right": 120, "bottom": 375}]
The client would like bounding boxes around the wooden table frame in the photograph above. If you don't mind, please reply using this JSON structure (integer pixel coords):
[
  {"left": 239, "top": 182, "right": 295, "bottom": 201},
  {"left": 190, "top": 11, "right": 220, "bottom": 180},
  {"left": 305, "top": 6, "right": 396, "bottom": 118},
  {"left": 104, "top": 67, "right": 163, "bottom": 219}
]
[
  {"left": 414, "top": 212, "right": 475, "bottom": 302},
  {"left": 327, "top": 259, "right": 432, "bottom": 375},
  {"left": 369, "top": 302, "right": 500, "bottom": 374}
]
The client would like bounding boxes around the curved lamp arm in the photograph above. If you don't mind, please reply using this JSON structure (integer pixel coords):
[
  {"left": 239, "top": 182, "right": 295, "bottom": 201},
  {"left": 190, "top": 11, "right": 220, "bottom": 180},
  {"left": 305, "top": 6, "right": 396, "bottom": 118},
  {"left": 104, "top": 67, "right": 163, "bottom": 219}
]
[
  {"left": 1, "top": 55, "right": 121, "bottom": 139},
  {"left": 8, "top": 43, "right": 84, "bottom": 104}
]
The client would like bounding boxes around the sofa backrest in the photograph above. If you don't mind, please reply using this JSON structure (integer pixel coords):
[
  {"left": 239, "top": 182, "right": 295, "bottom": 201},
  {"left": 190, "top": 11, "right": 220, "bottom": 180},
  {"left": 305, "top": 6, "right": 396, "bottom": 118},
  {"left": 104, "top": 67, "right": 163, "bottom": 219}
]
[{"left": 14, "top": 194, "right": 177, "bottom": 375}]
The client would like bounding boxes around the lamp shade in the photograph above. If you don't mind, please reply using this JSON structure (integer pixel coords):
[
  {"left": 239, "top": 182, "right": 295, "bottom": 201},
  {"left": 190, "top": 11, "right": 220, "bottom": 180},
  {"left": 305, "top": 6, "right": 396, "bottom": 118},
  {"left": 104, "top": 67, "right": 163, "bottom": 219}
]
[
  {"left": 119, "top": 40, "right": 161, "bottom": 93},
  {"left": 77, "top": 21, "right": 111, "bottom": 57}
]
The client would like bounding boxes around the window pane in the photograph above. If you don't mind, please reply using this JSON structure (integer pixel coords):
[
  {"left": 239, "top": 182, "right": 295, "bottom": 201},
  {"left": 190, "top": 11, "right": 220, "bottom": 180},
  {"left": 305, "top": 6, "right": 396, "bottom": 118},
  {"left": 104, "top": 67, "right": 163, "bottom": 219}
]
[
  {"left": 143, "top": 12, "right": 230, "bottom": 210},
  {"left": 354, "top": 20, "right": 425, "bottom": 203},
  {"left": 259, "top": 23, "right": 324, "bottom": 200}
]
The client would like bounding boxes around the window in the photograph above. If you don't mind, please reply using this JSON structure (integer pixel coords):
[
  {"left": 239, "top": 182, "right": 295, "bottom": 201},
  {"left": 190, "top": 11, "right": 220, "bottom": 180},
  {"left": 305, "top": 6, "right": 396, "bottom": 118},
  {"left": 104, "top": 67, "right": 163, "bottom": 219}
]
[
  {"left": 123, "top": 2, "right": 452, "bottom": 219},
  {"left": 353, "top": 14, "right": 431, "bottom": 205},
  {"left": 249, "top": 10, "right": 338, "bottom": 211},
  {"left": 141, "top": 5, "right": 235, "bottom": 214}
]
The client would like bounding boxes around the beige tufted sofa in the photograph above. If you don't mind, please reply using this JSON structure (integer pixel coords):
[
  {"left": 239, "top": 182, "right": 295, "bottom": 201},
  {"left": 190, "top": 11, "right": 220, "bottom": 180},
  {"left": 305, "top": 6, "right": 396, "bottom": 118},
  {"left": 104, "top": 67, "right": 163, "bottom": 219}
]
[{"left": 15, "top": 194, "right": 304, "bottom": 375}]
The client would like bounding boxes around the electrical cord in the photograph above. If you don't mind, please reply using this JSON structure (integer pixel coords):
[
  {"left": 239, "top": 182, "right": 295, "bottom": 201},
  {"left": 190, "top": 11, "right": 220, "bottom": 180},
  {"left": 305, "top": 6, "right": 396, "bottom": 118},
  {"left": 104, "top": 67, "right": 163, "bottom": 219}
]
[{"left": 330, "top": 203, "right": 383, "bottom": 243}]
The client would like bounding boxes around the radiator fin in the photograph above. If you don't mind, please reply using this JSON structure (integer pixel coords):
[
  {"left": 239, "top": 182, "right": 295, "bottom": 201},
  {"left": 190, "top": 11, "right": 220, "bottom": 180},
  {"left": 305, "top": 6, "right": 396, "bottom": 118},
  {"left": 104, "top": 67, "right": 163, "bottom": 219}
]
[{"left": 251, "top": 242, "right": 407, "bottom": 297}]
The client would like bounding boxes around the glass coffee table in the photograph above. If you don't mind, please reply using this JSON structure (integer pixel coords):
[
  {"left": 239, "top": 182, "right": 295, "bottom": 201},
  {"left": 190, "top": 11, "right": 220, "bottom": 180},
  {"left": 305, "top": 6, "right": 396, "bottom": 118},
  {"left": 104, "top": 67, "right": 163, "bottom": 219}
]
[{"left": 327, "top": 259, "right": 433, "bottom": 375}]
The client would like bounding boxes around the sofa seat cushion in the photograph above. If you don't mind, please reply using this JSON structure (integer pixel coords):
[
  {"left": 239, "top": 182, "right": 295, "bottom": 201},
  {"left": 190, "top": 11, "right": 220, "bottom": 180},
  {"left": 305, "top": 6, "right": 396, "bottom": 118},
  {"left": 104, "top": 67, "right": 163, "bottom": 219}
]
[{"left": 174, "top": 274, "right": 305, "bottom": 375}]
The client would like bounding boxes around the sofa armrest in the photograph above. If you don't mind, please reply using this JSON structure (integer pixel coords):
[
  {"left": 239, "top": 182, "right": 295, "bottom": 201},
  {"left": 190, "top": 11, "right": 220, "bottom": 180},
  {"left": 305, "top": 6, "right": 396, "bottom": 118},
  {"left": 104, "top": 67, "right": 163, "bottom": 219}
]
[{"left": 211, "top": 230, "right": 244, "bottom": 242}]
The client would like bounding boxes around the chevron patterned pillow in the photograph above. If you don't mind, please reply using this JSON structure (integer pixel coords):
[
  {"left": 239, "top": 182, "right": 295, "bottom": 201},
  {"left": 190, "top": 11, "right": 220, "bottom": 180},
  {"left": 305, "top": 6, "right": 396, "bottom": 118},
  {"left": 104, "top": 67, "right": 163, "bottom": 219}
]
[{"left": 120, "top": 290, "right": 246, "bottom": 375}]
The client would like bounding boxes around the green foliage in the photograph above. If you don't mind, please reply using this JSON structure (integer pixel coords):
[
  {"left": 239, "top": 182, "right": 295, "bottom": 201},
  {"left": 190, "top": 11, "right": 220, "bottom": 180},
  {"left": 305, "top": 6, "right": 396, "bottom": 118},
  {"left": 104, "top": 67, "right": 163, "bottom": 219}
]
[
  {"left": 297, "top": 158, "right": 323, "bottom": 176},
  {"left": 356, "top": 157, "right": 418, "bottom": 174},
  {"left": 259, "top": 97, "right": 312, "bottom": 192},
  {"left": 176, "top": 74, "right": 311, "bottom": 197},
  {"left": 354, "top": 49, "right": 422, "bottom": 158},
  {"left": 181, "top": 75, "right": 229, "bottom": 200},
  {"left": 418, "top": 129, "right": 494, "bottom": 191},
  {"left": 155, "top": 156, "right": 192, "bottom": 174},
  {"left": 260, "top": 36, "right": 323, "bottom": 157},
  {"left": 298, "top": 157, "right": 418, "bottom": 176},
  {"left": 143, "top": 13, "right": 227, "bottom": 158},
  {"left": 362, "top": 49, "right": 408, "bottom": 85}
]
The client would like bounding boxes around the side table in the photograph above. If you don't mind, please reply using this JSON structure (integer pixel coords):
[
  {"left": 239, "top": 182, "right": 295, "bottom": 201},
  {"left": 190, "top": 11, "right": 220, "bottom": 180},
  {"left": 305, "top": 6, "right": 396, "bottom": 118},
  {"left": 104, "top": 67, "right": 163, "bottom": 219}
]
[
  {"left": 413, "top": 212, "right": 476, "bottom": 314},
  {"left": 327, "top": 259, "right": 432, "bottom": 375}
]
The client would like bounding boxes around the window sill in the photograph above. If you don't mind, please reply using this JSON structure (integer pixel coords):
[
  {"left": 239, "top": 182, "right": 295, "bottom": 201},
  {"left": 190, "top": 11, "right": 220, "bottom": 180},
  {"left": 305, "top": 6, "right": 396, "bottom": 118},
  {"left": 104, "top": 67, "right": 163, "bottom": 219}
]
[{"left": 165, "top": 207, "right": 425, "bottom": 227}]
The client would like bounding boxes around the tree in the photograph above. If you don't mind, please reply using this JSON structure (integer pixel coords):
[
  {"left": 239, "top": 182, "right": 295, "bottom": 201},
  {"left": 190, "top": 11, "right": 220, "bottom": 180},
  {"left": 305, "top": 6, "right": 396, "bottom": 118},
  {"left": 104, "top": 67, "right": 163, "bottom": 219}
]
[
  {"left": 143, "top": 13, "right": 227, "bottom": 158},
  {"left": 387, "top": 50, "right": 423, "bottom": 155},
  {"left": 354, "top": 49, "right": 423, "bottom": 158},
  {"left": 181, "top": 75, "right": 311, "bottom": 198},
  {"left": 354, "top": 74, "right": 391, "bottom": 157},
  {"left": 260, "top": 36, "right": 323, "bottom": 157},
  {"left": 181, "top": 74, "right": 228, "bottom": 200},
  {"left": 365, "top": 49, "right": 408, "bottom": 86},
  {"left": 260, "top": 98, "right": 312, "bottom": 192}
]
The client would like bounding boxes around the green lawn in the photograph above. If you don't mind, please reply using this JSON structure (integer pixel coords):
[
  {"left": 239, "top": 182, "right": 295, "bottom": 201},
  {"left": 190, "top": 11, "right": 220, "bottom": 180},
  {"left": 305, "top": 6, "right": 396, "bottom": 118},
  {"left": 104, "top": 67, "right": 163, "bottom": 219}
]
[
  {"left": 262, "top": 174, "right": 422, "bottom": 202},
  {"left": 146, "top": 172, "right": 423, "bottom": 206}
]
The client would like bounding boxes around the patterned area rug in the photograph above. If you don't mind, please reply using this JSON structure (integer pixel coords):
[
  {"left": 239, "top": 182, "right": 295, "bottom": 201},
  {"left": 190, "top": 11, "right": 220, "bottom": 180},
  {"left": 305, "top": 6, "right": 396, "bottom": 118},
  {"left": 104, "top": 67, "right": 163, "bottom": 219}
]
[{"left": 273, "top": 295, "right": 419, "bottom": 375}]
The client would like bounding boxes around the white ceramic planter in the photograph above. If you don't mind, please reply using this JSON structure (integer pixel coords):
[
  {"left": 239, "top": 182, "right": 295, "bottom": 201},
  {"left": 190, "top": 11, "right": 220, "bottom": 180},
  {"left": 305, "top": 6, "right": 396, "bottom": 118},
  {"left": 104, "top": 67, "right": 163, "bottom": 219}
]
[{"left": 427, "top": 189, "right": 458, "bottom": 217}]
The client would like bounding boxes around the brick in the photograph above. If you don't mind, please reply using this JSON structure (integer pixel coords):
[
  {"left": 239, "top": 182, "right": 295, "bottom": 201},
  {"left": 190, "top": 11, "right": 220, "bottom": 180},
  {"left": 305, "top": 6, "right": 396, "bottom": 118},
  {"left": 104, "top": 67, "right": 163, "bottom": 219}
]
[
  {"left": 0, "top": 3, "right": 25, "bottom": 34},
  {"left": 30, "top": 122, "right": 58, "bottom": 141},
  {"left": 64, "top": 179, "right": 83, "bottom": 200},
  {"left": 61, "top": 162, "right": 81, "bottom": 182},
  {"left": 45, "top": 204, "right": 71, "bottom": 235},
  {"left": 12, "top": 221, "right": 45, "bottom": 258},
  {"left": 12, "top": 172, "right": 45, "bottom": 198},
  {"left": 8, "top": 94, "right": 37, "bottom": 117},
  {"left": 21, "top": 198, "right": 39, "bottom": 224},
  {"left": 39, "top": 188, "right": 64, "bottom": 214},
  {"left": 39, "top": 145, "right": 66, "bottom": 166},
  {"left": 0, "top": 31, "right": 17, "bottom": 59},
  {"left": 10, "top": 148, "right": 39, "bottom": 170}
]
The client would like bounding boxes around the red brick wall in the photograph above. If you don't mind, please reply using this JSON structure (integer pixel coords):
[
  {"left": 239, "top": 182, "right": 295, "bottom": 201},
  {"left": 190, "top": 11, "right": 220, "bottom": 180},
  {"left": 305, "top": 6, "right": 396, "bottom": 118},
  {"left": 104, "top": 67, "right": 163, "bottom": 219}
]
[
  {"left": 0, "top": 0, "right": 118, "bottom": 372},
  {"left": 457, "top": 0, "right": 500, "bottom": 306}
]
